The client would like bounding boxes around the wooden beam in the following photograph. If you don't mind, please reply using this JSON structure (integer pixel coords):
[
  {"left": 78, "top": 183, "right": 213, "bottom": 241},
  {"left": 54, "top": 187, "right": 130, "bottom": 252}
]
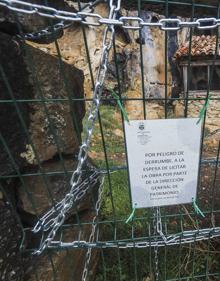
[{"left": 180, "top": 60, "right": 220, "bottom": 66}]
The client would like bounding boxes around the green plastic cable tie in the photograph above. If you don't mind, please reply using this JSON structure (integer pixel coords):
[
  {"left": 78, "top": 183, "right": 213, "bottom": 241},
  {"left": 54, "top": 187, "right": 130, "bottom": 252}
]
[
  {"left": 197, "top": 94, "right": 212, "bottom": 124},
  {"left": 109, "top": 89, "right": 130, "bottom": 123},
  {"left": 126, "top": 203, "right": 137, "bottom": 224},
  {"left": 192, "top": 197, "right": 205, "bottom": 218}
]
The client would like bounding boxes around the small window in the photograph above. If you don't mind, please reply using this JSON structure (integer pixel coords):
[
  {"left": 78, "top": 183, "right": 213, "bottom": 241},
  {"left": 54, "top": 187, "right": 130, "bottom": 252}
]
[
  {"left": 183, "top": 64, "right": 220, "bottom": 93},
  {"left": 189, "top": 66, "right": 207, "bottom": 90}
]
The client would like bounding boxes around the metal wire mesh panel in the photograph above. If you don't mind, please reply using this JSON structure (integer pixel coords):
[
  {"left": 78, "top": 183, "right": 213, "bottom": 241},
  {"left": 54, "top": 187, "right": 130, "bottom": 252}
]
[{"left": 0, "top": 0, "right": 220, "bottom": 280}]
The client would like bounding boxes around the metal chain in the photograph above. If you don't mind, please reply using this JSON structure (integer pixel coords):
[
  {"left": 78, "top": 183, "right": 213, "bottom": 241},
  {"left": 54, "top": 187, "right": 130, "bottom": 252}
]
[
  {"left": 153, "top": 208, "right": 160, "bottom": 281},
  {"left": 15, "top": 0, "right": 104, "bottom": 41},
  {"left": 154, "top": 244, "right": 159, "bottom": 281},
  {"left": 1, "top": 0, "right": 220, "bottom": 30},
  {"left": 17, "top": 20, "right": 72, "bottom": 41},
  {"left": 32, "top": 0, "right": 121, "bottom": 255},
  {"left": 33, "top": 170, "right": 100, "bottom": 234},
  {"left": 81, "top": 176, "right": 105, "bottom": 281},
  {"left": 48, "top": 226, "right": 220, "bottom": 249}
]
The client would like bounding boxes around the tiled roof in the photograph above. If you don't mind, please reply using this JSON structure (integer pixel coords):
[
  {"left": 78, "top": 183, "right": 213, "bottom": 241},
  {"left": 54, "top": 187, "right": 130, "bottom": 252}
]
[{"left": 174, "top": 35, "right": 220, "bottom": 59}]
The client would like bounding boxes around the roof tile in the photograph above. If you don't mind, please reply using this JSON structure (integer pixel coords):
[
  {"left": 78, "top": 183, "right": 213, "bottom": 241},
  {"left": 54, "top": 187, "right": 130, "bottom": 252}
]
[{"left": 174, "top": 35, "right": 220, "bottom": 59}]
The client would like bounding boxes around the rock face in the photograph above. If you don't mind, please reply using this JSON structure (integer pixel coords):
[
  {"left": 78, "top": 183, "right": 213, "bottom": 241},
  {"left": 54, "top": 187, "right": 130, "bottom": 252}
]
[
  {"left": 0, "top": 32, "right": 85, "bottom": 175},
  {"left": 18, "top": 158, "right": 100, "bottom": 217},
  {"left": 0, "top": 30, "right": 98, "bottom": 281},
  {"left": 25, "top": 6, "right": 174, "bottom": 125},
  {"left": 24, "top": 213, "right": 99, "bottom": 281},
  {"left": 22, "top": 42, "right": 85, "bottom": 164},
  {"left": 0, "top": 192, "right": 100, "bottom": 281},
  {"left": 0, "top": 200, "right": 24, "bottom": 281},
  {"left": 0, "top": 0, "right": 73, "bottom": 34},
  {"left": 30, "top": 5, "right": 190, "bottom": 119},
  {"left": 0, "top": 32, "right": 33, "bottom": 176}
]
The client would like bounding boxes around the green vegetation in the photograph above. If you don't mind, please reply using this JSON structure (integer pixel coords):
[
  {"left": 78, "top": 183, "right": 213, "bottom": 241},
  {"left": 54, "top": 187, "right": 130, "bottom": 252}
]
[
  {"left": 85, "top": 103, "right": 220, "bottom": 281},
  {"left": 84, "top": 104, "right": 126, "bottom": 166}
]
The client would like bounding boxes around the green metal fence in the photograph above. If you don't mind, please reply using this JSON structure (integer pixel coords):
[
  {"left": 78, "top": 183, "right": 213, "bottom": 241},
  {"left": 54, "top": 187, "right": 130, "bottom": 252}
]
[{"left": 0, "top": 0, "right": 220, "bottom": 280}]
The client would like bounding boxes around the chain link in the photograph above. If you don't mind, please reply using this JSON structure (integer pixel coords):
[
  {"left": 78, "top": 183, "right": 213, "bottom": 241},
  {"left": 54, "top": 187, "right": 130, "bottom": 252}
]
[
  {"left": 15, "top": 1, "right": 103, "bottom": 41},
  {"left": 1, "top": 0, "right": 220, "bottom": 31},
  {"left": 32, "top": 0, "right": 120, "bottom": 255},
  {"left": 48, "top": 226, "right": 220, "bottom": 249},
  {"left": 33, "top": 170, "right": 99, "bottom": 234},
  {"left": 17, "top": 21, "right": 71, "bottom": 41},
  {"left": 81, "top": 176, "right": 105, "bottom": 281},
  {"left": 153, "top": 208, "right": 160, "bottom": 281}
]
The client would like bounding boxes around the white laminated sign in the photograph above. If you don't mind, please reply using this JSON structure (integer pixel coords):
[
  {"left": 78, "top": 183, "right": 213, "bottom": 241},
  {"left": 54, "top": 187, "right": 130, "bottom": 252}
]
[{"left": 124, "top": 118, "right": 202, "bottom": 208}]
